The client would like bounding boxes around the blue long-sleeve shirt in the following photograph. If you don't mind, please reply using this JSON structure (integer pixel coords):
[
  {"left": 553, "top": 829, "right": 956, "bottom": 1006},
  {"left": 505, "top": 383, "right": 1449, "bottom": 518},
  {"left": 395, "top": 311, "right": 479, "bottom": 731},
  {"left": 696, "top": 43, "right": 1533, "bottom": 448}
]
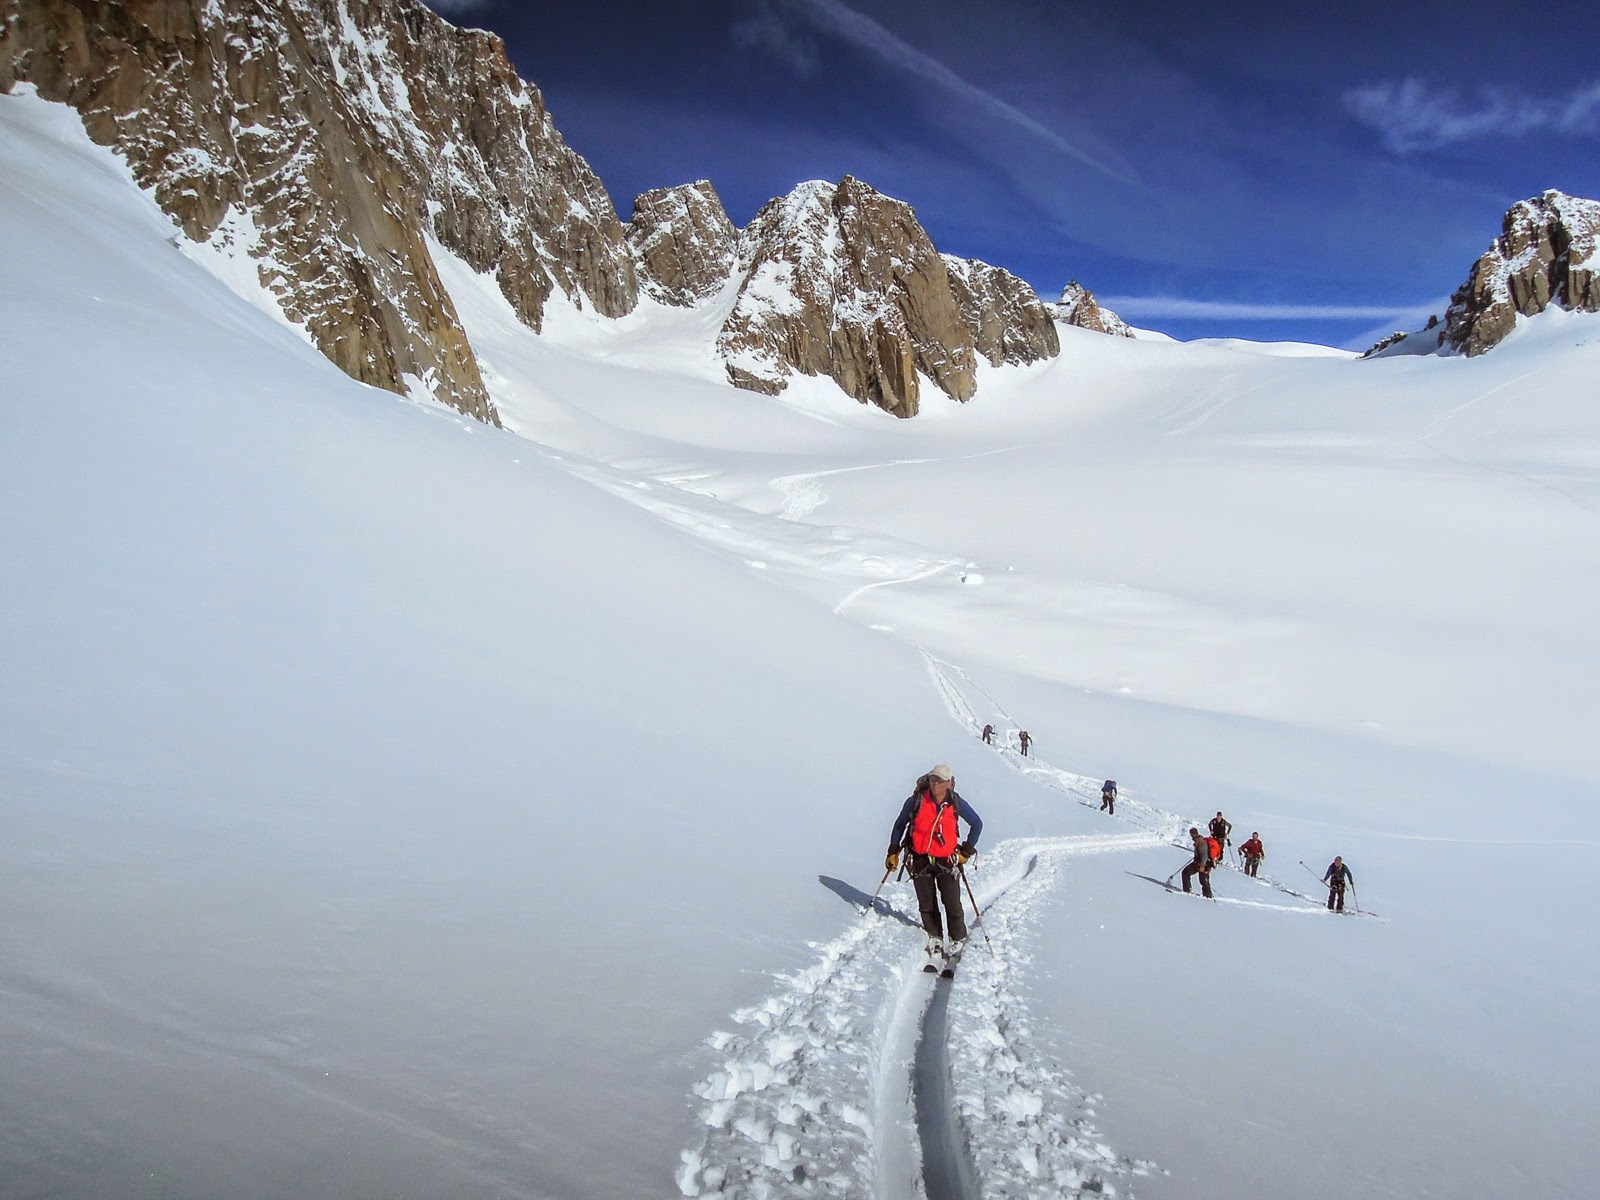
[
  {"left": 889, "top": 790, "right": 982, "bottom": 854},
  {"left": 1323, "top": 861, "right": 1354, "bottom": 886}
]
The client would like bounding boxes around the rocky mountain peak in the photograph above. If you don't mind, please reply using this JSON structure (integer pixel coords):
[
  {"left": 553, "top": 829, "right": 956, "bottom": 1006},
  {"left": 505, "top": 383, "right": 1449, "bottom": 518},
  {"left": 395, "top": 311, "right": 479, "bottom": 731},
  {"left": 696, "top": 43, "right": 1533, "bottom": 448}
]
[
  {"left": 627, "top": 181, "right": 737, "bottom": 307},
  {"left": 1443, "top": 189, "right": 1600, "bottom": 356},
  {"left": 716, "top": 175, "right": 1058, "bottom": 417},
  {"left": 1051, "top": 282, "right": 1134, "bottom": 339}
]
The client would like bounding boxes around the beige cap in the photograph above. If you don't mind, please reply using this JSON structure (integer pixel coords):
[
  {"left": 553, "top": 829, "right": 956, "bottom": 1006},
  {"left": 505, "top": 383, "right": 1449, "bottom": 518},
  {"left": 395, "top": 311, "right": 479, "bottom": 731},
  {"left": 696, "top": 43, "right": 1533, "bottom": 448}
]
[{"left": 928, "top": 763, "right": 954, "bottom": 781}]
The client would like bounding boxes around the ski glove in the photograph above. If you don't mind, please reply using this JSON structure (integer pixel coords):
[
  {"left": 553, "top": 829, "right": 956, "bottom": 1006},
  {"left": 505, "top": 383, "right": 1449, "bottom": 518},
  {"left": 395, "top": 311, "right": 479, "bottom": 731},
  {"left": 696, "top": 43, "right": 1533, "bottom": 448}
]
[
  {"left": 885, "top": 850, "right": 899, "bottom": 872},
  {"left": 957, "top": 842, "right": 976, "bottom": 865}
]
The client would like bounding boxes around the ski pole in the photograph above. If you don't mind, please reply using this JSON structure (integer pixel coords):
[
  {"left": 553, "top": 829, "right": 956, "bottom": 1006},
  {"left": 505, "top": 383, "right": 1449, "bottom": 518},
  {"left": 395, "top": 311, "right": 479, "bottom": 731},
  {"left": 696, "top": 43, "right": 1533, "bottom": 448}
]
[
  {"left": 957, "top": 863, "right": 994, "bottom": 955},
  {"left": 864, "top": 865, "right": 893, "bottom": 915},
  {"left": 1349, "top": 882, "right": 1362, "bottom": 914}
]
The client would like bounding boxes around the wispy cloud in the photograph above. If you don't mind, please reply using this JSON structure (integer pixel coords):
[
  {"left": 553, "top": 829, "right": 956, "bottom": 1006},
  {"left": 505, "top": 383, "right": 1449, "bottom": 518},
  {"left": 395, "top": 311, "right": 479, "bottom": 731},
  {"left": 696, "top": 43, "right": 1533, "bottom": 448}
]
[
  {"left": 1344, "top": 77, "right": 1600, "bottom": 154},
  {"left": 732, "top": 10, "right": 821, "bottom": 76},
  {"left": 421, "top": 0, "right": 501, "bottom": 20},
  {"left": 1101, "top": 297, "right": 1441, "bottom": 322},
  {"left": 737, "top": 0, "right": 1140, "bottom": 187}
]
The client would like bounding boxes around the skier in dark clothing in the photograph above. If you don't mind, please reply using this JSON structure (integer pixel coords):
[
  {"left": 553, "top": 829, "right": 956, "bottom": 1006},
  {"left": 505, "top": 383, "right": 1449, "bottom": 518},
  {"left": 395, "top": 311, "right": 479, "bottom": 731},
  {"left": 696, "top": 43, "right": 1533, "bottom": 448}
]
[
  {"left": 1209, "top": 811, "right": 1233, "bottom": 853},
  {"left": 981, "top": 724, "right": 994, "bottom": 745},
  {"left": 1180, "top": 827, "right": 1214, "bottom": 898},
  {"left": 1018, "top": 730, "right": 1031, "bottom": 757},
  {"left": 1323, "top": 856, "right": 1354, "bottom": 912},
  {"left": 887, "top": 764, "right": 982, "bottom": 970},
  {"left": 1239, "top": 833, "right": 1265, "bottom": 877},
  {"left": 1100, "top": 780, "right": 1117, "bottom": 814}
]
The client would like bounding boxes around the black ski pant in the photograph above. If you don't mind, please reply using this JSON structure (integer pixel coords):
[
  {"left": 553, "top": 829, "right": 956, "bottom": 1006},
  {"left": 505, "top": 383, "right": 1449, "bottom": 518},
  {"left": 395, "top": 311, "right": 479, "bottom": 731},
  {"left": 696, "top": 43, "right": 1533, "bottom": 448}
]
[
  {"left": 1181, "top": 861, "right": 1213, "bottom": 899},
  {"left": 1243, "top": 855, "right": 1261, "bottom": 878},
  {"left": 1327, "top": 882, "right": 1346, "bottom": 912},
  {"left": 911, "top": 861, "right": 967, "bottom": 941},
  {"left": 1100, "top": 796, "right": 1115, "bottom": 814}
]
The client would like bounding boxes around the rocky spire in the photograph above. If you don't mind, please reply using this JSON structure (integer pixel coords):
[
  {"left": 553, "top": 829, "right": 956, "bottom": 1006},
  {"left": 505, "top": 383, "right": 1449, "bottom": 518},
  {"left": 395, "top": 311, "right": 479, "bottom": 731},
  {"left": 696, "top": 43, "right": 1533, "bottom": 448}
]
[
  {"left": 1443, "top": 190, "right": 1600, "bottom": 356},
  {"left": 716, "top": 176, "right": 1058, "bottom": 417},
  {"left": 1050, "top": 282, "right": 1134, "bottom": 339},
  {"left": 627, "top": 181, "right": 738, "bottom": 307}
]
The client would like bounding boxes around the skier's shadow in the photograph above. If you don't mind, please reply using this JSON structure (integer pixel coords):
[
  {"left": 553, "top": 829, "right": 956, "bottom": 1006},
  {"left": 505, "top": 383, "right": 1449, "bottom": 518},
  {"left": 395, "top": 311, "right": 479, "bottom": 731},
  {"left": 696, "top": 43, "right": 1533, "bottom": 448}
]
[
  {"left": 818, "top": 875, "right": 921, "bottom": 928},
  {"left": 1126, "top": 870, "right": 1179, "bottom": 891}
]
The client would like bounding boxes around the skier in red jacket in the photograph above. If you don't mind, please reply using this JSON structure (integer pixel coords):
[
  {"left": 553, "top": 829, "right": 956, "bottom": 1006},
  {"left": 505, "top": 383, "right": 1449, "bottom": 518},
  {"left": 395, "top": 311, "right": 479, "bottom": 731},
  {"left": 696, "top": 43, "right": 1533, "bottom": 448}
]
[{"left": 886, "top": 764, "right": 983, "bottom": 969}]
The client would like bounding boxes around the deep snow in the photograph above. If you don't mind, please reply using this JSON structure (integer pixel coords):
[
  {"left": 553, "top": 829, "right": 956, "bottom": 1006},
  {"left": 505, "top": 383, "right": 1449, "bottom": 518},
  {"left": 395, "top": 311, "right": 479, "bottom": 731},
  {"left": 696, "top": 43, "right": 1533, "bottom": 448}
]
[{"left": 3, "top": 88, "right": 1598, "bottom": 1200}]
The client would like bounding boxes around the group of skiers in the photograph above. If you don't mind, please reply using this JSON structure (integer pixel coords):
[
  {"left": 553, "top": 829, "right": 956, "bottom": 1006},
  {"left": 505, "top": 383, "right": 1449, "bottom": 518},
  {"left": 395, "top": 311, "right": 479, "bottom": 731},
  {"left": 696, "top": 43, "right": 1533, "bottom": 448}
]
[
  {"left": 980, "top": 724, "right": 1030, "bottom": 756},
  {"left": 1174, "top": 811, "right": 1353, "bottom": 909},
  {"left": 882, "top": 763, "right": 1359, "bottom": 961}
]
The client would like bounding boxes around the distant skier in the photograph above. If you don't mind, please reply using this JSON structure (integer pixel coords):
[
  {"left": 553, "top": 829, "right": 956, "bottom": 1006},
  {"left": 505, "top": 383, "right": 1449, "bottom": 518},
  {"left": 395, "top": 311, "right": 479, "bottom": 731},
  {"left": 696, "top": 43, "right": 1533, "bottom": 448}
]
[
  {"left": 982, "top": 724, "right": 994, "bottom": 745},
  {"left": 1100, "top": 780, "right": 1117, "bottom": 814},
  {"left": 886, "top": 764, "right": 982, "bottom": 971},
  {"left": 1018, "top": 730, "right": 1031, "bottom": 757},
  {"left": 1180, "top": 827, "right": 1214, "bottom": 899},
  {"left": 1322, "top": 856, "right": 1355, "bottom": 912},
  {"left": 1209, "top": 811, "right": 1233, "bottom": 853},
  {"left": 1239, "top": 832, "right": 1265, "bottom": 877}
]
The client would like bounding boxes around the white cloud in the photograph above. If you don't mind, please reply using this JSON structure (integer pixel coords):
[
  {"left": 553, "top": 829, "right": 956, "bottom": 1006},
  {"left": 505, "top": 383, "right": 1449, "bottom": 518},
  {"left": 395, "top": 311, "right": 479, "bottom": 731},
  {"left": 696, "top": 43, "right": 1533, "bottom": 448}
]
[
  {"left": 1100, "top": 296, "right": 1440, "bottom": 322},
  {"left": 423, "top": 1, "right": 496, "bottom": 16},
  {"left": 1344, "top": 77, "right": 1600, "bottom": 154},
  {"left": 738, "top": 0, "right": 1140, "bottom": 187},
  {"left": 733, "top": 11, "right": 821, "bottom": 76}
]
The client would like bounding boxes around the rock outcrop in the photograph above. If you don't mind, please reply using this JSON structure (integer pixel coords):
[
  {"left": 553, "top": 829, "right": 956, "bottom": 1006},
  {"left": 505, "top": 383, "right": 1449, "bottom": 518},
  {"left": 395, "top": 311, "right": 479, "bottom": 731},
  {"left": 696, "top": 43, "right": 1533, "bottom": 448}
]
[
  {"left": 716, "top": 176, "right": 1058, "bottom": 417},
  {"left": 1443, "top": 190, "right": 1600, "bottom": 356},
  {"left": 1, "top": 0, "right": 641, "bottom": 422},
  {"left": 943, "top": 257, "right": 1061, "bottom": 366},
  {"left": 627, "top": 181, "right": 737, "bottom": 307},
  {"left": 1050, "top": 282, "right": 1134, "bottom": 339}
]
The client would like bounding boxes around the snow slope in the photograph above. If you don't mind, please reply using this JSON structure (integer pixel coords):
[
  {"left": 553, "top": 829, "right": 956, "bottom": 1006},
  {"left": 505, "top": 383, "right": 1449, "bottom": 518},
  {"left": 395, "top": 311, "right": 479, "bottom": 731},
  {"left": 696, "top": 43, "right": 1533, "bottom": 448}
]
[{"left": 4, "top": 89, "right": 1599, "bottom": 1200}]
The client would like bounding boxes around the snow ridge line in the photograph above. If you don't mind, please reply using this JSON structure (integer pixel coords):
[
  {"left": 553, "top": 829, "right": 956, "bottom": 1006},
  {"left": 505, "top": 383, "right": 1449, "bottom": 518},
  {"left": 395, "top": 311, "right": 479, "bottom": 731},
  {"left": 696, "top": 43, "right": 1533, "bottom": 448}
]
[{"left": 675, "top": 833, "right": 1160, "bottom": 1200}]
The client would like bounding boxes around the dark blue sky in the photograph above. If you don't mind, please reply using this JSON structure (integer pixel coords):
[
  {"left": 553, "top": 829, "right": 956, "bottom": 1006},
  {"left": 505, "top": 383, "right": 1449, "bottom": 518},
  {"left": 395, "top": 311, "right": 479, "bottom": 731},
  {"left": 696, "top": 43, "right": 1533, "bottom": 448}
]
[{"left": 427, "top": 0, "right": 1600, "bottom": 347}]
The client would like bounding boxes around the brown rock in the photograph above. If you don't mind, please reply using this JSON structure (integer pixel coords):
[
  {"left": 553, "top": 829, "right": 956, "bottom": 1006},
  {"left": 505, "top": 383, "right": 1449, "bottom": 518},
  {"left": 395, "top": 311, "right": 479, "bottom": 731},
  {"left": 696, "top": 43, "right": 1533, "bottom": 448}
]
[
  {"left": 1445, "top": 190, "right": 1600, "bottom": 356},
  {"left": 1050, "top": 282, "right": 1134, "bottom": 339},
  {"left": 718, "top": 176, "right": 1056, "bottom": 417},
  {"left": 944, "top": 257, "right": 1061, "bottom": 365},
  {"left": 627, "top": 181, "right": 737, "bottom": 307},
  {"left": 0, "top": 0, "right": 645, "bottom": 423}
]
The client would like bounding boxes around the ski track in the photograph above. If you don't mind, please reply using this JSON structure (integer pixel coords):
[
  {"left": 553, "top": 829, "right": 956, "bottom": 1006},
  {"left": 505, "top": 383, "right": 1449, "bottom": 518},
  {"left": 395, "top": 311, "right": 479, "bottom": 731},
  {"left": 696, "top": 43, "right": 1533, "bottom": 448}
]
[{"left": 676, "top": 832, "right": 1161, "bottom": 1200}]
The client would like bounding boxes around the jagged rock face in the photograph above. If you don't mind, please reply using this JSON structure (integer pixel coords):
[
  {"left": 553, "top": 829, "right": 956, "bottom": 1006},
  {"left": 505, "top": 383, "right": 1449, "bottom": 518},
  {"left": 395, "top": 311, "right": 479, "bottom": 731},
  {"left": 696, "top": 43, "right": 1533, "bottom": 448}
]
[
  {"left": 627, "top": 181, "right": 737, "bottom": 307},
  {"left": 1050, "top": 282, "right": 1134, "bottom": 339},
  {"left": 944, "top": 257, "right": 1061, "bottom": 365},
  {"left": 1445, "top": 190, "right": 1600, "bottom": 356},
  {"left": 1, "top": 0, "right": 640, "bottom": 423},
  {"left": 718, "top": 176, "right": 1057, "bottom": 417}
]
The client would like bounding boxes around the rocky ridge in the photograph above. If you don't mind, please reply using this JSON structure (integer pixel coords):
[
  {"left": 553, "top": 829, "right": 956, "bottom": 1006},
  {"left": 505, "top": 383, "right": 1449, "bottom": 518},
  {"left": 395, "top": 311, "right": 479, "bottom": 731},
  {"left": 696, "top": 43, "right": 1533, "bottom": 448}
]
[
  {"left": 1, "top": 0, "right": 641, "bottom": 423},
  {"left": 715, "top": 176, "right": 1060, "bottom": 417},
  {"left": 3, "top": 0, "right": 1106, "bottom": 422}
]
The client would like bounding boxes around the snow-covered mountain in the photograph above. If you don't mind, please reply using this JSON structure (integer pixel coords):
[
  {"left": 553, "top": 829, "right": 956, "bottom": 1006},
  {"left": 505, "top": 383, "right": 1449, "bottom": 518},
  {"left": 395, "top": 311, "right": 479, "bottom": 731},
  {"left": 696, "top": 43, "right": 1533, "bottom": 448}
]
[
  {"left": 1368, "top": 189, "right": 1600, "bottom": 358},
  {"left": 0, "top": 0, "right": 1088, "bottom": 422},
  {"left": 715, "top": 176, "right": 1060, "bottom": 417}
]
